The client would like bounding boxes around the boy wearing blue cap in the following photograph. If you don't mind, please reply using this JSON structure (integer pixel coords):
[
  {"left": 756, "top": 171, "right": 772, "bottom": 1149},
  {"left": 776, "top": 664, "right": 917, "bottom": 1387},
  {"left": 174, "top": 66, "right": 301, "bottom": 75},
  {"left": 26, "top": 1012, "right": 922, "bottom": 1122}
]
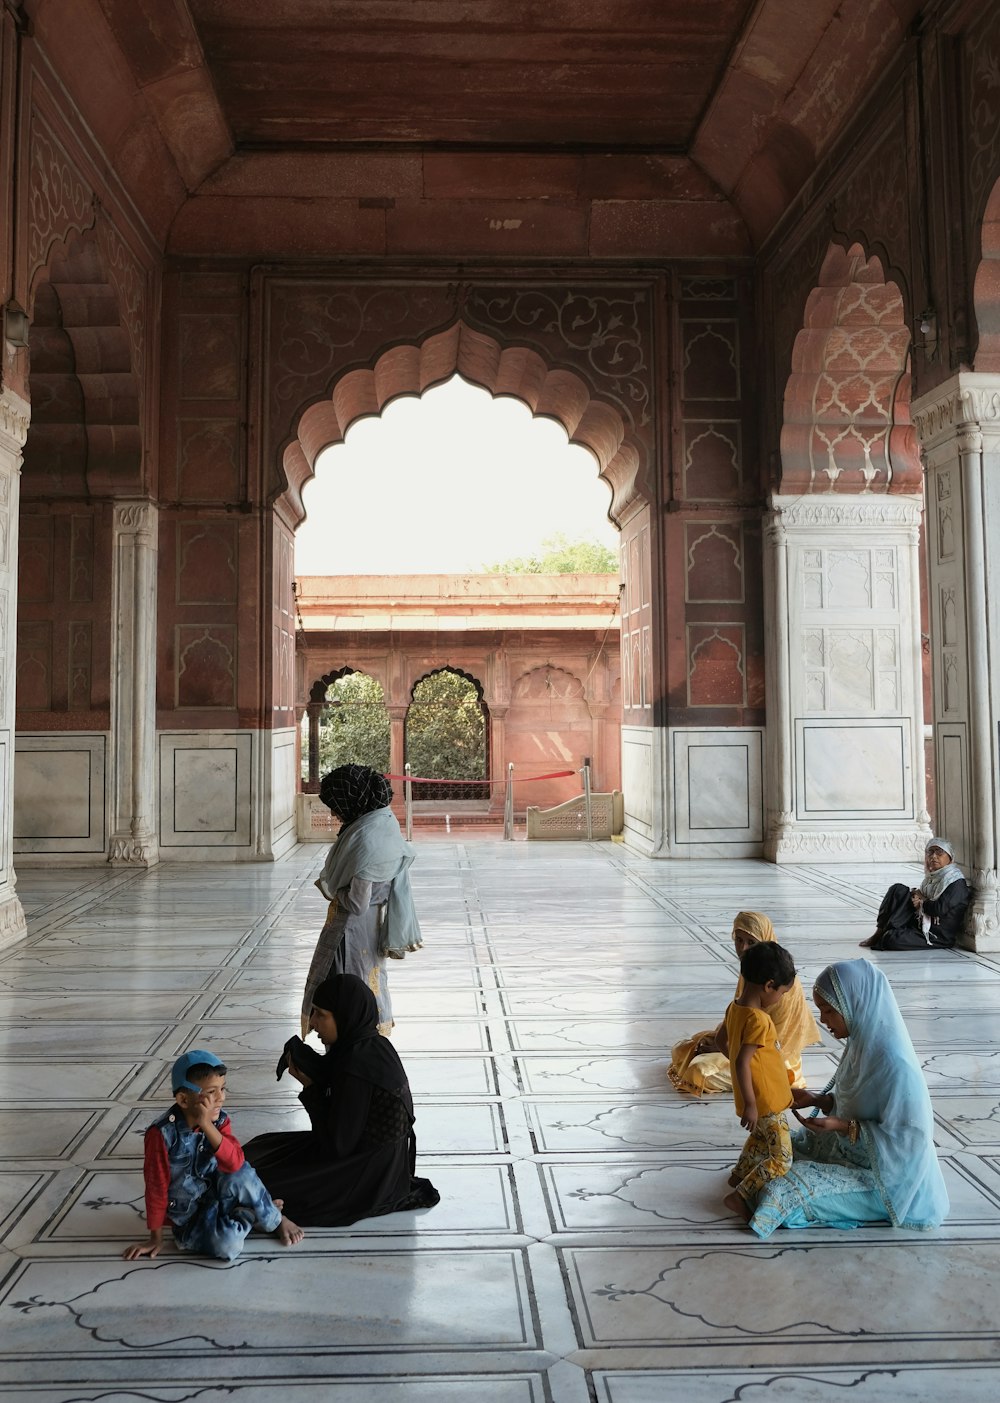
[{"left": 123, "top": 1049, "right": 303, "bottom": 1261}]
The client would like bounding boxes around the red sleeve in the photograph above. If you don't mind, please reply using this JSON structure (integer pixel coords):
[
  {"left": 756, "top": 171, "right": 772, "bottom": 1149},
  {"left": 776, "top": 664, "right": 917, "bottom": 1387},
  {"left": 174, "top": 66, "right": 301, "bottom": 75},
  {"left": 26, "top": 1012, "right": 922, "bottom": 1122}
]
[
  {"left": 213, "top": 1116, "right": 245, "bottom": 1174},
  {"left": 143, "top": 1127, "right": 170, "bottom": 1230}
]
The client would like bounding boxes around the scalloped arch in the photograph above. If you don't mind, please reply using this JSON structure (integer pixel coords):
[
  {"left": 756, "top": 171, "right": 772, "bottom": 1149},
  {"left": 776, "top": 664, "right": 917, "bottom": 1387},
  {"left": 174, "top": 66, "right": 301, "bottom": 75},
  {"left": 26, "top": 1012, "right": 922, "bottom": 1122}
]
[
  {"left": 780, "top": 242, "right": 918, "bottom": 495},
  {"left": 279, "top": 321, "right": 639, "bottom": 528}
]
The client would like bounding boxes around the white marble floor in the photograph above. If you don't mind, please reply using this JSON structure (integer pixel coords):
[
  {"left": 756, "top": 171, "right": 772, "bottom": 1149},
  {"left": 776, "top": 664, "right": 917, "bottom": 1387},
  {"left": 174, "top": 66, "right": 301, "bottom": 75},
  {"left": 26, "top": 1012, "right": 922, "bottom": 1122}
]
[{"left": 2, "top": 841, "right": 1000, "bottom": 1401}]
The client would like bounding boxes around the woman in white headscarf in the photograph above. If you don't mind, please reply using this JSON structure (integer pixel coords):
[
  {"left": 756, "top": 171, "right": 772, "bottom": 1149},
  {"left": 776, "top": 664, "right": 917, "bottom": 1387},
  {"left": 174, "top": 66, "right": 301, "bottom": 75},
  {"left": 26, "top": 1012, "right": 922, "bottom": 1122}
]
[{"left": 860, "top": 837, "right": 970, "bottom": 951}]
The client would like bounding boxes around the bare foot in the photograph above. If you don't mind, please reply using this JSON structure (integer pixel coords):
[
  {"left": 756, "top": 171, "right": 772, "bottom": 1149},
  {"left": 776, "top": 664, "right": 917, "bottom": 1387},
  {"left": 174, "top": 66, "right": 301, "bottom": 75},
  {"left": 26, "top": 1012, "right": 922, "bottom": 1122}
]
[
  {"left": 727, "top": 1172, "right": 740, "bottom": 1187},
  {"left": 723, "top": 1190, "right": 752, "bottom": 1223},
  {"left": 858, "top": 935, "right": 876, "bottom": 948},
  {"left": 274, "top": 1212, "right": 304, "bottom": 1246}
]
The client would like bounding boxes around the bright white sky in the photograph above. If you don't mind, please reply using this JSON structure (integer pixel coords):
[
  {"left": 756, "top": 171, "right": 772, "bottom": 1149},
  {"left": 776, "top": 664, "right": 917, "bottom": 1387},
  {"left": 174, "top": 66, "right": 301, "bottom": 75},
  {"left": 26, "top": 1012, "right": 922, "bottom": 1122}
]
[{"left": 294, "top": 376, "right": 619, "bottom": 574}]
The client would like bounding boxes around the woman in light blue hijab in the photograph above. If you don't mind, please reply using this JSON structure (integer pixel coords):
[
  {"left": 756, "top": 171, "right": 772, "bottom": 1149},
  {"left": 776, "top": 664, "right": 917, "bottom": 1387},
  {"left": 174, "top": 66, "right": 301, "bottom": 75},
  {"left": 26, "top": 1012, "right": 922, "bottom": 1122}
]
[{"left": 750, "top": 959, "right": 949, "bottom": 1239}]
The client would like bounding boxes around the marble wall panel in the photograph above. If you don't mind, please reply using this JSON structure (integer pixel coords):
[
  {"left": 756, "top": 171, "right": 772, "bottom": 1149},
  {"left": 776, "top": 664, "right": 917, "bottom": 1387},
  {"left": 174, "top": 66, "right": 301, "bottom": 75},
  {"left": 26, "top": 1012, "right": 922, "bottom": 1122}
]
[
  {"left": 12, "top": 733, "right": 107, "bottom": 852},
  {"left": 158, "top": 730, "right": 252, "bottom": 849},
  {"left": 671, "top": 727, "right": 763, "bottom": 846},
  {"left": 620, "top": 726, "right": 653, "bottom": 836},
  {"left": 796, "top": 719, "right": 911, "bottom": 818},
  {"left": 270, "top": 727, "right": 297, "bottom": 856},
  {"left": 937, "top": 725, "right": 970, "bottom": 862}
]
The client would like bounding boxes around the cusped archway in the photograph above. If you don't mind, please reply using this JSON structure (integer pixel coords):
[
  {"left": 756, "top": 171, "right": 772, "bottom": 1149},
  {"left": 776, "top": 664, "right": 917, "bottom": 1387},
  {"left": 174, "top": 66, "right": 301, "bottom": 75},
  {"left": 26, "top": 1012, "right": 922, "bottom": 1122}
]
[
  {"left": 780, "top": 242, "right": 918, "bottom": 494},
  {"left": 279, "top": 321, "right": 641, "bottom": 527}
]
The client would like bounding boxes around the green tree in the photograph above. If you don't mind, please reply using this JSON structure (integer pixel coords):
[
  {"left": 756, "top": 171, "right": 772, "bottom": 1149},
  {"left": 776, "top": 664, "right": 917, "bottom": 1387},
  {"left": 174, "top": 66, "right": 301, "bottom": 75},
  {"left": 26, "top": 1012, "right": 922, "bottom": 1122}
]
[
  {"left": 406, "top": 670, "right": 486, "bottom": 780},
  {"left": 314, "top": 673, "right": 390, "bottom": 776},
  {"left": 481, "top": 532, "right": 617, "bottom": 574}
]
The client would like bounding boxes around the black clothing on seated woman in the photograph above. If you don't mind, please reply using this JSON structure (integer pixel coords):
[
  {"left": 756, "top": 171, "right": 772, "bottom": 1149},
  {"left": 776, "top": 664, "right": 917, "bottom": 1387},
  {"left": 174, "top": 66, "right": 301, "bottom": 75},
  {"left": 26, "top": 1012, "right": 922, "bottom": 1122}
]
[
  {"left": 244, "top": 974, "right": 439, "bottom": 1226},
  {"left": 864, "top": 836, "right": 971, "bottom": 951},
  {"left": 870, "top": 878, "right": 971, "bottom": 949}
]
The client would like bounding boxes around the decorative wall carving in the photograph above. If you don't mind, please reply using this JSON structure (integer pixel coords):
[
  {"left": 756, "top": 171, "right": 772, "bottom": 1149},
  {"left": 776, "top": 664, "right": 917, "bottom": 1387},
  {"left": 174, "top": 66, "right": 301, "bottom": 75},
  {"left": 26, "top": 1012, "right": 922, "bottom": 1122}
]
[
  {"left": 265, "top": 277, "right": 655, "bottom": 475},
  {"left": 682, "top": 422, "right": 741, "bottom": 498},
  {"left": 15, "top": 621, "right": 52, "bottom": 710},
  {"left": 69, "top": 516, "right": 94, "bottom": 603},
  {"left": 687, "top": 626, "right": 745, "bottom": 707},
  {"left": 177, "top": 420, "right": 241, "bottom": 502},
  {"left": 96, "top": 214, "right": 146, "bottom": 411},
  {"left": 180, "top": 314, "right": 241, "bottom": 400},
  {"left": 26, "top": 110, "right": 95, "bottom": 297},
  {"left": 685, "top": 523, "right": 743, "bottom": 603},
  {"left": 176, "top": 522, "right": 238, "bottom": 605},
  {"left": 965, "top": 7, "right": 1000, "bottom": 235},
  {"left": 0, "top": 390, "right": 30, "bottom": 448},
  {"left": 176, "top": 627, "right": 237, "bottom": 708},
  {"left": 681, "top": 321, "right": 739, "bottom": 400}
]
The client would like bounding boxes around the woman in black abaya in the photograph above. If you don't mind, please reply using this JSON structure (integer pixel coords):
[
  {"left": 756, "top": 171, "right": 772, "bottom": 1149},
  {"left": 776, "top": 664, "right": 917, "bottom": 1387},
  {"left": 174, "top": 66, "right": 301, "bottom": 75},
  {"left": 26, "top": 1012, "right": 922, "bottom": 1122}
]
[{"left": 244, "top": 974, "right": 439, "bottom": 1226}]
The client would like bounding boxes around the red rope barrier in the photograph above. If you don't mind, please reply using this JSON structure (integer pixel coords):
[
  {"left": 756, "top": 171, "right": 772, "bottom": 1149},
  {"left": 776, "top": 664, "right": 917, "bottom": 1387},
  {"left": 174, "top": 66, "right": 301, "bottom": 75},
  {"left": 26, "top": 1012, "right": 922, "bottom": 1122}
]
[{"left": 381, "top": 774, "right": 572, "bottom": 785}]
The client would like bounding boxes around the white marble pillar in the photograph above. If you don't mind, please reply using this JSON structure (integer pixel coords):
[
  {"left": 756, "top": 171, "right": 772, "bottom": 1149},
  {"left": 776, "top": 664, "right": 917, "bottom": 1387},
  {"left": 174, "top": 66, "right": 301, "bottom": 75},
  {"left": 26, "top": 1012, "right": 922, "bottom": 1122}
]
[
  {"left": 763, "top": 494, "right": 929, "bottom": 862},
  {"left": 0, "top": 389, "right": 28, "bottom": 946},
  {"left": 912, "top": 373, "right": 1000, "bottom": 947},
  {"left": 108, "top": 498, "right": 159, "bottom": 866}
]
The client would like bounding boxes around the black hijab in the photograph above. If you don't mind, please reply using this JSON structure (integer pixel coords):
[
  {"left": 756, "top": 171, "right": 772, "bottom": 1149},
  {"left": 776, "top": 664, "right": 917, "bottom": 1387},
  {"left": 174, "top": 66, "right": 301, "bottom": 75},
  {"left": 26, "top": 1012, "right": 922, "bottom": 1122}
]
[
  {"left": 312, "top": 974, "right": 408, "bottom": 1096},
  {"left": 319, "top": 765, "right": 393, "bottom": 830}
]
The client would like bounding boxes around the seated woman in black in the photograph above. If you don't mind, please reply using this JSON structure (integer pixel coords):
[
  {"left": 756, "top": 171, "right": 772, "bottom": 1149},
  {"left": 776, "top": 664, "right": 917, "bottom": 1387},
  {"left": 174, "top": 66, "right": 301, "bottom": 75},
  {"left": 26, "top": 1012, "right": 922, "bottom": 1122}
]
[
  {"left": 244, "top": 974, "right": 439, "bottom": 1226},
  {"left": 860, "top": 837, "right": 970, "bottom": 951}
]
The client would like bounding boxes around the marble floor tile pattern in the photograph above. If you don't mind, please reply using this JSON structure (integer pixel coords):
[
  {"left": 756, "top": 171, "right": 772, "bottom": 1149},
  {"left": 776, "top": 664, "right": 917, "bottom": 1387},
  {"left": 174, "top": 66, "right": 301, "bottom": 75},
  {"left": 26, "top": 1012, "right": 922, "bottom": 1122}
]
[{"left": 1, "top": 843, "right": 999, "bottom": 1400}]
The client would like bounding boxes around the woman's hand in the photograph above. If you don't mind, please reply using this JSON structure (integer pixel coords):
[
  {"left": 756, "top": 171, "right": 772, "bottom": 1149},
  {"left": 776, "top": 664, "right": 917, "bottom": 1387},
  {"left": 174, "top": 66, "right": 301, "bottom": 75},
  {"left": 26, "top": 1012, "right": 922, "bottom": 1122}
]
[
  {"left": 286, "top": 1056, "right": 313, "bottom": 1089},
  {"left": 798, "top": 1113, "right": 852, "bottom": 1135},
  {"left": 791, "top": 1087, "right": 831, "bottom": 1112},
  {"left": 694, "top": 1033, "right": 717, "bottom": 1056}
]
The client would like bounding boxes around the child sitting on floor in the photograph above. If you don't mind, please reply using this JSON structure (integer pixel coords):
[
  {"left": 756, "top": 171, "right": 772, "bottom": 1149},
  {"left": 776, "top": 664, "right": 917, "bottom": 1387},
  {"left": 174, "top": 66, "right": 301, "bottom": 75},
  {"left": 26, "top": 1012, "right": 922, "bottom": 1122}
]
[
  {"left": 123, "top": 1048, "right": 304, "bottom": 1261},
  {"left": 721, "top": 942, "right": 797, "bottom": 1222}
]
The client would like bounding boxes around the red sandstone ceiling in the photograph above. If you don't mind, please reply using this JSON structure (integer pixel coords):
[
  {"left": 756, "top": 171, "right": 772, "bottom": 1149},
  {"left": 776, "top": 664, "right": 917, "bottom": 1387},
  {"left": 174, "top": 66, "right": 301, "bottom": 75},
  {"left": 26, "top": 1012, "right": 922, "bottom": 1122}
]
[
  {"left": 184, "top": 0, "right": 759, "bottom": 149},
  {"left": 24, "top": 0, "right": 924, "bottom": 254}
]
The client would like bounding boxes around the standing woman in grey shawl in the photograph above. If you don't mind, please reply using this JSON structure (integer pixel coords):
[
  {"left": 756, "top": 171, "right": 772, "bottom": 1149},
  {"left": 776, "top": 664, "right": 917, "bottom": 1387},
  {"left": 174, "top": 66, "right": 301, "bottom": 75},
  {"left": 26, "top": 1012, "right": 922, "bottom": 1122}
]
[
  {"left": 860, "top": 837, "right": 970, "bottom": 950},
  {"left": 302, "top": 765, "right": 422, "bottom": 1036}
]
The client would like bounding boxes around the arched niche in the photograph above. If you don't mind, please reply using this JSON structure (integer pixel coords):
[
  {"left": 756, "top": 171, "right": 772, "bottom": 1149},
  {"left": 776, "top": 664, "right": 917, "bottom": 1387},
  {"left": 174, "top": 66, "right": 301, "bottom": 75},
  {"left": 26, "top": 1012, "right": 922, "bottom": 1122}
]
[
  {"left": 780, "top": 242, "right": 918, "bottom": 495},
  {"left": 278, "top": 321, "right": 641, "bottom": 528},
  {"left": 23, "top": 235, "right": 142, "bottom": 500},
  {"left": 974, "top": 175, "right": 1000, "bottom": 370}
]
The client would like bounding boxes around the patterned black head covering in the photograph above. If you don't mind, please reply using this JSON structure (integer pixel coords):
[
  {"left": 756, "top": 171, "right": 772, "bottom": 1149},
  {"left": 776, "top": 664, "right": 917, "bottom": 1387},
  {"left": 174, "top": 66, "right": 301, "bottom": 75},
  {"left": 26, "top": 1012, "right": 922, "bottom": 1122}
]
[
  {"left": 319, "top": 764, "right": 392, "bottom": 828},
  {"left": 311, "top": 973, "right": 409, "bottom": 1096}
]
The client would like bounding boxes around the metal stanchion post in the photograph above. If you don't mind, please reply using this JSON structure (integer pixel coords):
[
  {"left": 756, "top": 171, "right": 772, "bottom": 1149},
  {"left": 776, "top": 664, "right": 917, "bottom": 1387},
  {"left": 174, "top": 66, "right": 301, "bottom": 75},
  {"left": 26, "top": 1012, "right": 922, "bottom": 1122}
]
[
  {"left": 504, "top": 762, "right": 514, "bottom": 841},
  {"left": 404, "top": 762, "right": 412, "bottom": 842},
  {"left": 583, "top": 762, "right": 593, "bottom": 840}
]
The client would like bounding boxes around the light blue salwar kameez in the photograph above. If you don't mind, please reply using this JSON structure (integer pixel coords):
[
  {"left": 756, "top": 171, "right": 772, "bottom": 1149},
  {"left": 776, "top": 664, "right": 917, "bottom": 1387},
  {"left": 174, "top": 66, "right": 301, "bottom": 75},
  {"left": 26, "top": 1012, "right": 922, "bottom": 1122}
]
[{"left": 750, "top": 959, "right": 949, "bottom": 1239}]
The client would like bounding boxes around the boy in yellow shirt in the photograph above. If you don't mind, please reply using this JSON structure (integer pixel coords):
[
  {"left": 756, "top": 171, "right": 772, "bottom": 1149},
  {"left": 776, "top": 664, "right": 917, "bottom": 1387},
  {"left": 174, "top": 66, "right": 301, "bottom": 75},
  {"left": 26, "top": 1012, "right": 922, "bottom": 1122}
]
[{"left": 721, "top": 941, "right": 797, "bottom": 1221}]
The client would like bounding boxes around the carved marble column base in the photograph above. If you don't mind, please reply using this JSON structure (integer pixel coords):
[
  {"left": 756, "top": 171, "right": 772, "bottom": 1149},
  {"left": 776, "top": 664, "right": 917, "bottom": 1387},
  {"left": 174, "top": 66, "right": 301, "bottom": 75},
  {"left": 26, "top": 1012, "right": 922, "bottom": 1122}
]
[
  {"left": 107, "top": 834, "right": 159, "bottom": 867},
  {"left": 968, "top": 870, "right": 1000, "bottom": 952},
  {"left": 0, "top": 886, "right": 27, "bottom": 949},
  {"left": 766, "top": 822, "right": 931, "bottom": 864}
]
